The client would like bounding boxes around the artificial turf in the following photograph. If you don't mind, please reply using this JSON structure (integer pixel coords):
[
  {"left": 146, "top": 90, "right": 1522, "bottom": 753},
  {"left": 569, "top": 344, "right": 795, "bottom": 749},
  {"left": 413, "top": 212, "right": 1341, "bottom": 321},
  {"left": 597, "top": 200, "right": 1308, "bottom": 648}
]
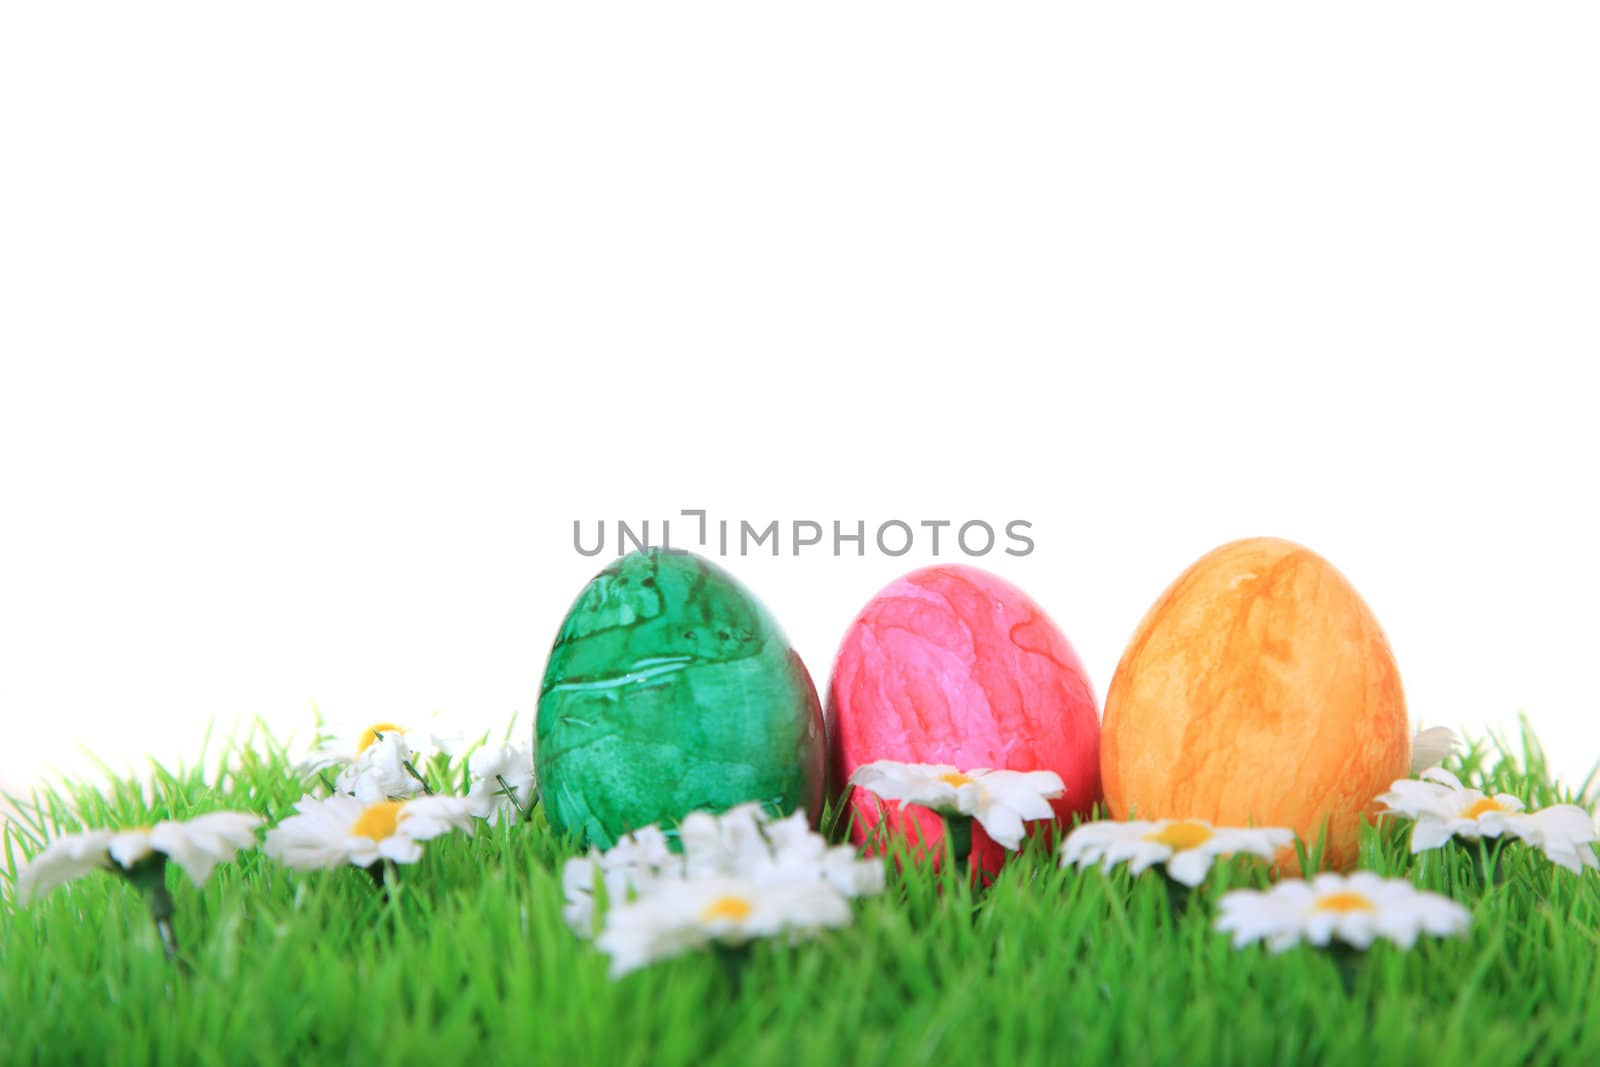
[{"left": 1, "top": 721, "right": 1597, "bottom": 1066}]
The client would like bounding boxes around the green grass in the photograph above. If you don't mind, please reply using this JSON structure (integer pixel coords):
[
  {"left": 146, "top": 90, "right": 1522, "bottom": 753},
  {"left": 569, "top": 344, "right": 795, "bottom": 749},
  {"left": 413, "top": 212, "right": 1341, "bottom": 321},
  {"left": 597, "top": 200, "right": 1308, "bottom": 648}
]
[{"left": 2, "top": 722, "right": 1598, "bottom": 1067}]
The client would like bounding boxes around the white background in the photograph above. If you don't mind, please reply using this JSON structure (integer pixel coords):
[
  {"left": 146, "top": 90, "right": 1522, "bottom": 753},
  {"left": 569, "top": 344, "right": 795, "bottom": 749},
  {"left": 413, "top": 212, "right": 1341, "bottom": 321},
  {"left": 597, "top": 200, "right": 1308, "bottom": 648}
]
[{"left": 2, "top": 5, "right": 1596, "bottom": 797}]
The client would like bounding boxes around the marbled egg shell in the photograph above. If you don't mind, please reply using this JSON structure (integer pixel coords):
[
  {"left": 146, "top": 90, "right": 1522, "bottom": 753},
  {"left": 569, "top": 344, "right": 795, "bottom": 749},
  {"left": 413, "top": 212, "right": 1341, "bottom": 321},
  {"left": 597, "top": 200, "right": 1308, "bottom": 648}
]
[
  {"left": 537, "top": 548, "right": 825, "bottom": 849},
  {"left": 1101, "top": 537, "right": 1409, "bottom": 871},
  {"left": 828, "top": 565, "right": 1101, "bottom": 873}
]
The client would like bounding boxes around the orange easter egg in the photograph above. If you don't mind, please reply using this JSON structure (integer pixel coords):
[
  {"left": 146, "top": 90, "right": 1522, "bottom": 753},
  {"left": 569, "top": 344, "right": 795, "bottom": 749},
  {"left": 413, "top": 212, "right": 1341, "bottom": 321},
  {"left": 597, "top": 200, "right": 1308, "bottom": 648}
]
[{"left": 1102, "top": 537, "right": 1409, "bottom": 871}]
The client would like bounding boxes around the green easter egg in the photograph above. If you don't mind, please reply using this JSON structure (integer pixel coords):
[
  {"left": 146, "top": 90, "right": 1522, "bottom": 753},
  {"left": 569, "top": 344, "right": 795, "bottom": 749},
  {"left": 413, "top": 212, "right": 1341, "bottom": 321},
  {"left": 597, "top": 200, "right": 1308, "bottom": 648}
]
[{"left": 536, "top": 548, "right": 824, "bottom": 848}]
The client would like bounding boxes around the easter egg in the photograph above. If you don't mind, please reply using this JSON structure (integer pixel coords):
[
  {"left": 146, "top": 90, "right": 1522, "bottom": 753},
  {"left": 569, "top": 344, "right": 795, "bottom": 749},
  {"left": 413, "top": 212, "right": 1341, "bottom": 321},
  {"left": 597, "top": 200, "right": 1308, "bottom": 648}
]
[
  {"left": 1101, "top": 537, "right": 1409, "bottom": 871},
  {"left": 828, "top": 565, "right": 1101, "bottom": 872},
  {"left": 536, "top": 548, "right": 825, "bottom": 849}
]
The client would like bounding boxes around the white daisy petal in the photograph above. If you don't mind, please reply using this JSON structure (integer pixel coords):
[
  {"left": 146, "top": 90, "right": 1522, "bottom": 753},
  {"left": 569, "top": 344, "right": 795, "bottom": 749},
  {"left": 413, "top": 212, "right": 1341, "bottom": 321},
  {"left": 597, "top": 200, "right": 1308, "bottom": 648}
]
[
  {"left": 395, "top": 795, "right": 479, "bottom": 841},
  {"left": 145, "top": 812, "right": 263, "bottom": 885},
  {"left": 973, "top": 804, "right": 1027, "bottom": 851},
  {"left": 820, "top": 845, "right": 887, "bottom": 898},
  {"left": 376, "top": 835, "right": 426, "bottom": 865},
  {"left": 847, "top": 761, "right": 966, "bottom": 813},
  {"left": 1060, "top": 820, "right": 1125, "bottom": 866},
  {"left": 1165, "top": 848, "right": 1213, "bottom": 887},
  {"left": 1119, "top": 840, "right": 1173, "bottom": 878},
  {"left": 561, "top": 856, "right": 605, "bottom": 934},
  {"left": 107, "top": 831, "right": 156, "bottom": 871},
  {"left": 465, "top": 742, "right": 537, "bottom": 825},
  {"left": 1408, "top": 819, "right": 1454, "bottom": 853},
  {"left": 12, "top": 830, "right": 118, "bottom": 904},
  {"left": 1501, "top": 805, "right": 1600, "bottom": 873},
  {"left": 1409, "top": 726, "right": 1461, "bottom": 773},
  {"left": 1419, "top": 766, "right": 1466, "bottom": 790}
]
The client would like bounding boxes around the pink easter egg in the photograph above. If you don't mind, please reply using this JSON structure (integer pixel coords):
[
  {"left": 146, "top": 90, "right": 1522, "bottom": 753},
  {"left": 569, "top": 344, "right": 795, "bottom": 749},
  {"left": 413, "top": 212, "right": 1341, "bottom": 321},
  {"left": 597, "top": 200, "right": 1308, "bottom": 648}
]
[{"left": 827, "top": 565, "right": 1102, "bottom": 874}]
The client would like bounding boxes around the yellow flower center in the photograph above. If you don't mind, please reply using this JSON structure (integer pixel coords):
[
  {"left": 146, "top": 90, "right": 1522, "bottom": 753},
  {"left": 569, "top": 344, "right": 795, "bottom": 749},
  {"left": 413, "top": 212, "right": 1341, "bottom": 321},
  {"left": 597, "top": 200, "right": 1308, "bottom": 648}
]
[
  {"left": 939, "top": 772, "right": 975, "bottom": 788},
  {"left": 699, "top": 894, "right": 754, "bottom": 923},
  {"left": 1143, "top": 821, "right": 1215, "bottom": 850},
  {"left": 357, "top": 723, "right": 406, "bottom": 752},
  {"left": 1462, "top": 796, "right": 1508, "bottom": 820},
  {"left": 1313, "top": 891, "right": 1377, "bottom": 914},
  {"left": 351, "top": 800, "right": 407, "bottom": 841}
]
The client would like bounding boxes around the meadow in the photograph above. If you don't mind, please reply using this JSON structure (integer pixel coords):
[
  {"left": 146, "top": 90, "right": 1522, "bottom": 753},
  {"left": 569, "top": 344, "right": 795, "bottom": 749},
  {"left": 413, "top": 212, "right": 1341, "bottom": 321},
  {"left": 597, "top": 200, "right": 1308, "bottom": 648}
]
[{"left": 1, "top": 722, "right": 1596, "bottom": 1067}]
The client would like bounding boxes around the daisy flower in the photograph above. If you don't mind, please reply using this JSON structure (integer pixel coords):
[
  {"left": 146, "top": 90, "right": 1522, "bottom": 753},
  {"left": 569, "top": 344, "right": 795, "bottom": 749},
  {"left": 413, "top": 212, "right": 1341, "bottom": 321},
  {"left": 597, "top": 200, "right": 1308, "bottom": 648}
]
[
  {"left": 847, "top": 760, "right": 1064, "bottom": 850},
  {"left": 1380, "top": 767, "right": 1599, "bottom": 874},
  {"left": 595, "top": 876, "right": 852, "bottom": 978},
  {"left": 262, "top": 794, "right": 476, "bottom": 871},
  {"left": 13, "top": 811, "right": 263, "bottom": 964},
  {"left": 14, "top": 812, "right": 264, "bottom": 905},
  {"left": 337, "top": 731, "right": 430, "bottom": 802},
  {"left": 299, "top": 719, "right": 466, "bottom": 800},
  {"left": 1378, "top": 767, "right": 1528, "bottom": 849},
  {"left": 1060, "top": 818, "right": 1295, "bottom": 887},
  {"left": 1377, "top": 767, "right": 1527, "bottom": 848},
  {"left": 563, "top": 804, "right": 884, "bottom": 962},
  {"left": 1216, "top": 872, "right": 1470, "bottom": 953},
  {"left": 465, "top": 742, "right": 536, "bottom": 825},
  {"left": 563, "top": 806, "right": 884, "bottom": 937},
  {"left": 299, "top": 721, "right": 421, "bottom": 776}
]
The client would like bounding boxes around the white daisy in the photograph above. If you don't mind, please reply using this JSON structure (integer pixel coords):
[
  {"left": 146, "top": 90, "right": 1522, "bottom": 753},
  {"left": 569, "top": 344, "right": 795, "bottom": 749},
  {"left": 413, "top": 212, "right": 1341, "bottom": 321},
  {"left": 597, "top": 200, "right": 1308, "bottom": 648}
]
[
  {"left": 262, "top": 794, "right": 475, "bottom": 870},
  {"left": 299, "top": 722, "right": 438, "bottom": 801},
  {"left": 465, "top": 742, "right": 536, "bottom": 825},
  {"left": 595, "top": 876, "right": 852, "bottom": 978},
  {"left": 14, "top": 812, "right": 263, "bottom": 905},
  {"left": 846, "top": 760, "right": 1065, "bottom": 850},
  {"left": 1060, "top": 818, "right": 1295, "bottom": 887},
  {"left": 562, "top": 805, "right": 884, "bottom": 940},
  {"left": 1410, "top": 726, "right": 1461, "bottom": 773},
  {"left": 1377, "top": 767, "right": 1528, "bottom": 849},
  {"left": 1216, "top": 872, "right": 1470, "bottom": 953},
  {"left": 1380, "top": 768, "right": 1600, "bottom": 873},
  {"left": 300, "top": 721, "right": 419, "bottom": 775},
  {"left": 338, "top": 731, "right": 431, "bottom": 802}
]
